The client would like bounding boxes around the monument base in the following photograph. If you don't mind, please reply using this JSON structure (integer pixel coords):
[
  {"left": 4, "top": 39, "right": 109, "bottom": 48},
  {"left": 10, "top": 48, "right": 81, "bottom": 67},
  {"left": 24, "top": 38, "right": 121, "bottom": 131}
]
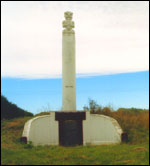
[
  {"left": 21, "top": 111, "right": 123, "bottom": 146},
  {"left": 55, "top": 111, "right": 85, "bottom": 146}
]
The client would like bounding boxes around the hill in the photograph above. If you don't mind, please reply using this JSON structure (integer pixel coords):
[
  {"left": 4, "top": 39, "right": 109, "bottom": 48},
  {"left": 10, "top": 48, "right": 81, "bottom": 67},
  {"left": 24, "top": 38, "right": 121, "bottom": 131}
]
[
  {"left": 1, "top": 95, "right": 33, "bottom": 120},
  {"left": 1, "top": 108, "right": 149, "bottom": 165}
]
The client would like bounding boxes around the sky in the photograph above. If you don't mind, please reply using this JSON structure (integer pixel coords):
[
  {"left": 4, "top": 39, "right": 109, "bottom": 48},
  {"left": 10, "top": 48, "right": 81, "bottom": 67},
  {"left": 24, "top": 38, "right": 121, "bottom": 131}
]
[
  {"left": 1, "top": 1, "right": 149, "bottom": 78},
  {"left": 1, "top": 71, "right": 149, "bottom": 114},
  {"left": 1, "top": 2, "right": 149, "bottom": 114}
]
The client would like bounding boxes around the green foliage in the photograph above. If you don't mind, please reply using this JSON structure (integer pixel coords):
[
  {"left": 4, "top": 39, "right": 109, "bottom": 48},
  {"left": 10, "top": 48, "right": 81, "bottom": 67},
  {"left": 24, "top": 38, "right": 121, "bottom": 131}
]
[
  {"left": 1, "top": 95, "right": 33, "bottom": 120},
  {"left": 24, "top": 141, "right": 33, "bottom": 149},
  {"left": 34, "top": 112, "right": 50, "bottom": 117},
  {"left": 117, "top": 107, "right": 148, "bottom": 114},
  {"left": 1, "top": 100, "right": 149, "bottom": 165},
  {"left": 1, "top": 114, "right": 149, "bottom": 165},
  {"left": 83, "top": 98, "right": 102, "bottom": 113}
]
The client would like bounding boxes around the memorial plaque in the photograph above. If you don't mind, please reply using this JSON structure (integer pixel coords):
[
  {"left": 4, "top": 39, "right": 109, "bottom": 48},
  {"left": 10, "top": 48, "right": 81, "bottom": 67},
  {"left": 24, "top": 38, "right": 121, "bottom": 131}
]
[{"left": 63, "top": 120, "right": 80, "bottom": 146}]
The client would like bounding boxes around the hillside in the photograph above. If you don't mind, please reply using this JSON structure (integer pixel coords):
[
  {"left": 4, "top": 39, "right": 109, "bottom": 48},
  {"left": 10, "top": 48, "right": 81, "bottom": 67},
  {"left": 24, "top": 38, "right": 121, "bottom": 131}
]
[
  {"left": 1, "top": 108, "right": 149, "bottom": 165},
  {"left": 1, "top": 95, "right": 33, "bottom": 120}
]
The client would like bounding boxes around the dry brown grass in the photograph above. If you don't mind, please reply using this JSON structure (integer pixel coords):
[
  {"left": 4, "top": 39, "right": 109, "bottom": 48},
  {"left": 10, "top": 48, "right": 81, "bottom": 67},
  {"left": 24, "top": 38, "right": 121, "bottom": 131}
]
[
  {"left": 1, "top": 117, "right": 32, "bottom": 149},
  {"left": 111, "top": 110, "right": 149, "bottom": 130}
]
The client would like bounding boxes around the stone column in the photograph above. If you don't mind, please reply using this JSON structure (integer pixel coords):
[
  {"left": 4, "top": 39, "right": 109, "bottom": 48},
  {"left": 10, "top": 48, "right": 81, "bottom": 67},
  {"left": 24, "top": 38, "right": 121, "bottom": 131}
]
[{"left": 62, "top": 11, "right": 76, "bottom": 111}]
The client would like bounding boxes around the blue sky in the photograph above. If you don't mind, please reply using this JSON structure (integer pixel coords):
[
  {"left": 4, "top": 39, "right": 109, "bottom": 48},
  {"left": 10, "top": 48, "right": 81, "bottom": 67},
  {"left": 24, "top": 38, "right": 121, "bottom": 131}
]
[{"left": 1, "top": 71, "right": 149, "bottom": 114}]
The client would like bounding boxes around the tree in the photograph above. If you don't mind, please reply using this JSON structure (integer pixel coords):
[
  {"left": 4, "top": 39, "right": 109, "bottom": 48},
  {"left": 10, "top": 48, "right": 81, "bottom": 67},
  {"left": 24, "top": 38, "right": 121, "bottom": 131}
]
[{"left": 83, "top": 98, "right": 102, "bottom": 113}]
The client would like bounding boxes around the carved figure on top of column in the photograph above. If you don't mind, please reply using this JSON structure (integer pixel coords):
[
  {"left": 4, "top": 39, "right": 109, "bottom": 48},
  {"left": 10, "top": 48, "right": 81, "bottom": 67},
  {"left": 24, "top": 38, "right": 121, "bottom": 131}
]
[{"left": 62, "top": 11, "right": 75, "bottom": 35}]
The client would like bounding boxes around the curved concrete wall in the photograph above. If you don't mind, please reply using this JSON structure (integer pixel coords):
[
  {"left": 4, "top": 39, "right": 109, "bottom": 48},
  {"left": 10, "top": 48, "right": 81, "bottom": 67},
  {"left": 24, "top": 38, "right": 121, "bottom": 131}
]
[
  {"left": 22, "top": 112, "right": 59, "bottom": 146},
  {"left": 22, "top": 111, "right": 122, "bottom": 146},
  {"left": 83, "top": 112, "right": 122, "bottom": 145}
]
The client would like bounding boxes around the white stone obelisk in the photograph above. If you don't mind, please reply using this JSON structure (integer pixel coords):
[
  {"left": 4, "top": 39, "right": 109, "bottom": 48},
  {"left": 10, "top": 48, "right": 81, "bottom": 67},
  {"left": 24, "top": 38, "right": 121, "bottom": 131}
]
[{"left": 62, "top": 11, "right": 76, "bottom": 111}]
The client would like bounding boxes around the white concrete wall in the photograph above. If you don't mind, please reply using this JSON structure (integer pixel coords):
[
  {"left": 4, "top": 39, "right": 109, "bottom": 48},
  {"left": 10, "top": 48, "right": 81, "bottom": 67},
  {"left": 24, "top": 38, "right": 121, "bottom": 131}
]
[
  {"left": 22, "top": 111, "right": 122, "bottom": 146},
  {"left": 83, "top": 112, "right": 122, "bottom": 145},
  {"left": 24, "top": 113, "right": 59, "bottom": 146}
]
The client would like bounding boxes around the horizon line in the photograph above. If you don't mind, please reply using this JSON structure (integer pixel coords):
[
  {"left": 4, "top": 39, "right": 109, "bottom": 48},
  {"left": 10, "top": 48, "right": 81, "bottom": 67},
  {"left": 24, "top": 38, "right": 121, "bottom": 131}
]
[{"left": 1, "top": 70, "right": 149, "bottom": 80}]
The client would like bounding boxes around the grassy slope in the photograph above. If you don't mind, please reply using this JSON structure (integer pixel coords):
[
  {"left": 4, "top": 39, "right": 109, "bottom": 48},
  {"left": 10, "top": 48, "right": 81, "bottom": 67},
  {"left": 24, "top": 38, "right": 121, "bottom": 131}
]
[{"left": 1, "top": 115, "right": 149, "bottom": 165}]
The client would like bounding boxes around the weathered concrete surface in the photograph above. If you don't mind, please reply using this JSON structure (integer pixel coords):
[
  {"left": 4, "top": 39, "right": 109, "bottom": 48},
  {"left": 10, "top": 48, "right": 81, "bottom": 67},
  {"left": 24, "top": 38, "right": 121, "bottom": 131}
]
[
  {"left": 22, "top": 112, "right": 59, "bottom": 146},
  {"left": 83, "top": 111, "right": 123, "bottom": 145},
  {"left": 22, "top": 111, "right": 122, "bottom": 146},
  {"left": 62, "top": 11, "right": 76, "bottom": 111}
]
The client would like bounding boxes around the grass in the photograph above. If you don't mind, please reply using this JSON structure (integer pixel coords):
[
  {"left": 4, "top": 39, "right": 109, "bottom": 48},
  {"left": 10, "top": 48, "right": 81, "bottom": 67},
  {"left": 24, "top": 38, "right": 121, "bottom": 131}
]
[
  {"left": 1, "top": 143, "right": 149, "bottom": 165},
  {"left": 1, "top": 111, "right": 149, "bottom": 165}
]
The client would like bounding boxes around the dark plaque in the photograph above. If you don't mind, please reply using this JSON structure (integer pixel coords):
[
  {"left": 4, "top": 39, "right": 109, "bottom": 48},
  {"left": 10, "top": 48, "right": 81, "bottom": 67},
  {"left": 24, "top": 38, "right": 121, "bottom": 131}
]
[
  {"left": 63, "top": 120, "right": 80, "bottom": 146},
  {"left": 55, "top": 112, "right": 85, "bottom": 146}
]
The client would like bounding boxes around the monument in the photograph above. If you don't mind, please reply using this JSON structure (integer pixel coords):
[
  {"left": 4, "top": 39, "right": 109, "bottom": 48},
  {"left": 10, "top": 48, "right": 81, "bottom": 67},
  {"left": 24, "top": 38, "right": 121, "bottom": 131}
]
[
  {"left": 21, "top": 11, "right": 123, "bottom": 146},
  {"left": 62, "top": 11, "right": 76, "bottom": 111}
]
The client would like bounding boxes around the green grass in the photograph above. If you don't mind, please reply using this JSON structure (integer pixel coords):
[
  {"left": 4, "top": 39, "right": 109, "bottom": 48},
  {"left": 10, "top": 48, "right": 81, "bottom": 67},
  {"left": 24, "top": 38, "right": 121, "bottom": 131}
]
[{"left": 1, "top": 116, "right": 149, "bottom": 165}]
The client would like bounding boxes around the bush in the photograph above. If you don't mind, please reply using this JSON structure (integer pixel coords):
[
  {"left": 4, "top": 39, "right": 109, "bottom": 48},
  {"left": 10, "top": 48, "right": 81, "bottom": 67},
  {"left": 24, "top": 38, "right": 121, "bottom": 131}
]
[{"left": 83, "top": 99, "right": 102, "bottom": 113}]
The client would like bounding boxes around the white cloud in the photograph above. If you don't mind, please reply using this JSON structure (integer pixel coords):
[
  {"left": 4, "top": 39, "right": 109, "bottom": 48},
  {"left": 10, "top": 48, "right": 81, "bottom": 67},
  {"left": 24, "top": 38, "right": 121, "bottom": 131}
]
[{"left": 1, "top": 1, "right": 149, "bottom": 78}]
